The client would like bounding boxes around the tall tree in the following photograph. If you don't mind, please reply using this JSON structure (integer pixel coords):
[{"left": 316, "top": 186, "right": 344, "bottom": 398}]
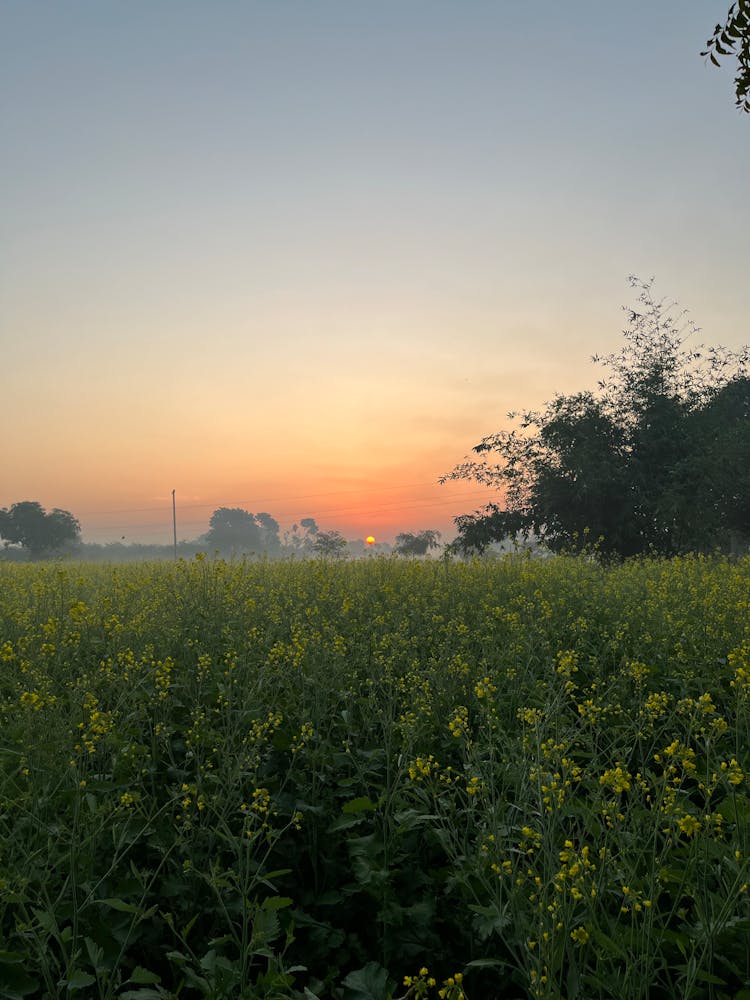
[
  {"left": 204, "top": 508, "right": 261, "bottom": 554},
  {"left": 394, "top": 530, "right": 442, "bottom": 556},
  {"left": 679, "top": 375, "right": 750, "bottom": 551},
  {"left": 0, "top": 501, "right": 81, "bottom": 558},
  {"left": 284, "top": 518, "right": 320, "bottom": 552},
  {"left": 255, "top": 512, "right": 281, "bottom": 553},
  {"left": 312, "top": 529, "right": 347, "bottom": 558},
  {"left": 443, "top": 278, "right": 750, "bottom": 558}
]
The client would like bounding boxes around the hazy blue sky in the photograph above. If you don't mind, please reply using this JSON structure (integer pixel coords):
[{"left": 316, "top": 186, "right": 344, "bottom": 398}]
[{"left": 2, "top": 2, "right": 748, "bottom": 542}]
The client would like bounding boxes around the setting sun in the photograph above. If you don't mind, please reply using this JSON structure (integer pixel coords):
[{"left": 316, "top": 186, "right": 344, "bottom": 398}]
[{"left": 365, "top": 536, "right": 375, "bottom": 545}]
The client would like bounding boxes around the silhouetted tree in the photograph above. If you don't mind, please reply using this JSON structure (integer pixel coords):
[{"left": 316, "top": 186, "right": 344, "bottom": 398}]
[
  {"left": 285, "top": 518, "right": 320, "bottom": 552},
  {"left": 443, "top": 278, "right": 750, "bottom": 558},
  {"left": 0, "top": 501, "right": 80, "bottom": 558},
  {"left": 394, "top": 530, "right": 442, "bottom": 556},
  {"left": 678, "top": 375, "right": 750, "bottom": 551},
  {"left": 204, "top": 508, "right": 261, "bottom": 554},
  {"left": 703, "top": 2, "right": 750, "bottom": 112},
  {"left": 312, "top": 530, "right": 347, "bottom": 558},
  {"left": 255, "top": 512, "right": 281, "bottom": 553}
]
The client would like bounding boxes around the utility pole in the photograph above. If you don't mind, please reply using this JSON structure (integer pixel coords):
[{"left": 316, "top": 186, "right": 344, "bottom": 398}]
[{"left": 172, "top": 489, "right": 177, "bottom": 560}]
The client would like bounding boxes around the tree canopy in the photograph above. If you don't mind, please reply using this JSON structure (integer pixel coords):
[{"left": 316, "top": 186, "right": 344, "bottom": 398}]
[
  {"left": 443, "top": 278, "right": 750, "bottom": 558},
  {"left": 394, "top": 530, "right": 442, "bottom": 556},
  {"left": 283, "top": 518, "right": 320, "bottom": 553},
  {"left": 0, "top": 501, "right": 81, "bottom": 558},
  {"left": 312, "top": 529, "right": 348, "bottom": 558},
  {"left": 703, "top": 2, "right": 750, "bottom": 112},
  {"left": 204, "top": 508, "right": 262, "bottom": 554},
  {"left": 254, "top": 512, "right": 281, "bottom": 554}
]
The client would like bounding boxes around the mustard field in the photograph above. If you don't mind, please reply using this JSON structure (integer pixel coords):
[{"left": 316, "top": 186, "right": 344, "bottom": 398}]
[{"left": 1, "top": 555, "right": 750, "bottom": 999}]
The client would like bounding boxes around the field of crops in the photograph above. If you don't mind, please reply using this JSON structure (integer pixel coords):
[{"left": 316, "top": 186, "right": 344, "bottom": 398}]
[{"left": 1, "top": 554, "right": 750, "bottom": 999}]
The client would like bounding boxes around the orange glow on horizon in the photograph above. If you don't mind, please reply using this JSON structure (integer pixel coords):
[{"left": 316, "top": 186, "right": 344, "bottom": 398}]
[{"left": 0, "top": 474, "right": 497, "bottom": 546}]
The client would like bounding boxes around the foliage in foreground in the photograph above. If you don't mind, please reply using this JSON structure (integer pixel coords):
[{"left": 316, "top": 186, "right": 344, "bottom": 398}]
[
  {"left": 1, "top": 555, "right": 750, "bottom": 999},
  {"left": 703, "top": 1, "right": 750, "bottom": 113}
]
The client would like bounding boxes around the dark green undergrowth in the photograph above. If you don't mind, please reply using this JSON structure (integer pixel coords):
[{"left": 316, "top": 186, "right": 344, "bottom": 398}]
[{"left": 1, "top": 554, "right": 750, "bottom": 998}]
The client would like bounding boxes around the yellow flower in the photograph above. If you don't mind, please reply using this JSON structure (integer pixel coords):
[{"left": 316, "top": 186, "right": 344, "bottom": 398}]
[
  {"left": 474, "top": 676, "right": 496, "bottom": 699},
  {"left": 677, "top": 814, "right": 701, "bottom": 838},
  {"left": 599, "top": 765, "right": 631, "bottom": 793},
  {"left": 722, "top": 759, "right": 745, "bottom": 786},
  {"left": 517, "top": 706, "right": 543, "bottom": 727},
  {"left": 466, "top": 775, "right": 482, "bottom": 795},
  {"left": 449, "top": 705, "right": 470, "bottom": 739},
  {"left": 570, "top": 926, "right": 589, "bottom": 945}
]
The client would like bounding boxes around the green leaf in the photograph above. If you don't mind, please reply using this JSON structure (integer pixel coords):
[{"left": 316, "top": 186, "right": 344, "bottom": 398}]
[
  {"left": 341, "top": 796, "right": 377, "bottom": 814},
  {"left": 328, "top": 812, "right": 369, "bottom": 832},
  {"left": 393, "top": 808, "right": 440, "bottom": 830},
  {"left": 566, "top": 961, "right": 580, "bottom": 999},
  {"left": 0, "top": 964, "right": 39, "bottom": 998},
  {"left": 341, "top": 962, "right": 392, "bottom": 1000},
  {"left": 673, "top": 966, "right": 726, "bottom": 986},
  {"left": 589, "top": 925, "right": 628, "bottom": 961},
  {"left": 252, "top": 909, "right": 281, "bottom": 947},
  {"left": 464, "top": 958, "right": 508, "bottom": 971},
  {"left": 660, "top": 929, "right": 689, "bottom": 957},
  {"left": 717, "top": 795, "right": 750, "bottom": 825},
  {"left": 97, "top": 897, "right": 139, "bottom": 913},
  {"left": 336, "top": 775, "right": 359, "bottom": 788},
  {"left": 261, "top": 896, "right": 293, "bottom": 911},
  {"left": 84, "top": 937, "right": 104, "bottom": 973},
  {"left": 657, "top": 866, "right": 686, "bottom": 885},
  {"left": 0, "top": 952, "right": 24, "bottom": 965},
  {"left": 207, "top": 935, "right": 233, "bottom": 950},
  {"left": 129, "top": 967, "right": 161, "bottom": 985},
  {"left": 66, "top": 970, "right": 97, "bottom": 990},
  {"left": 119, "top": 991, "right": 166, "bottom": 1000},
  {"left": 32, "top": 908, "right": 56, "bottom": 933},
  {"left": 469, "top": 902, "right": 510, "bottom": 940}
]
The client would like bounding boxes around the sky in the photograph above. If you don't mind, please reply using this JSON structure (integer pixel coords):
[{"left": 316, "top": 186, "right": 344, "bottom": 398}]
[{"left": 2, "top": 1, "right": 748, "bottom": 544}]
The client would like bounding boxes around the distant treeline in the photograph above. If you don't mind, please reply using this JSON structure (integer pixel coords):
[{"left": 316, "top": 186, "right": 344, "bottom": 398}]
[
  {"left": 0, "top": 502, "right": 325, "bottom": 561},
  {"left": 2, "top": 503, "right": 457, "bottom": 562}
]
